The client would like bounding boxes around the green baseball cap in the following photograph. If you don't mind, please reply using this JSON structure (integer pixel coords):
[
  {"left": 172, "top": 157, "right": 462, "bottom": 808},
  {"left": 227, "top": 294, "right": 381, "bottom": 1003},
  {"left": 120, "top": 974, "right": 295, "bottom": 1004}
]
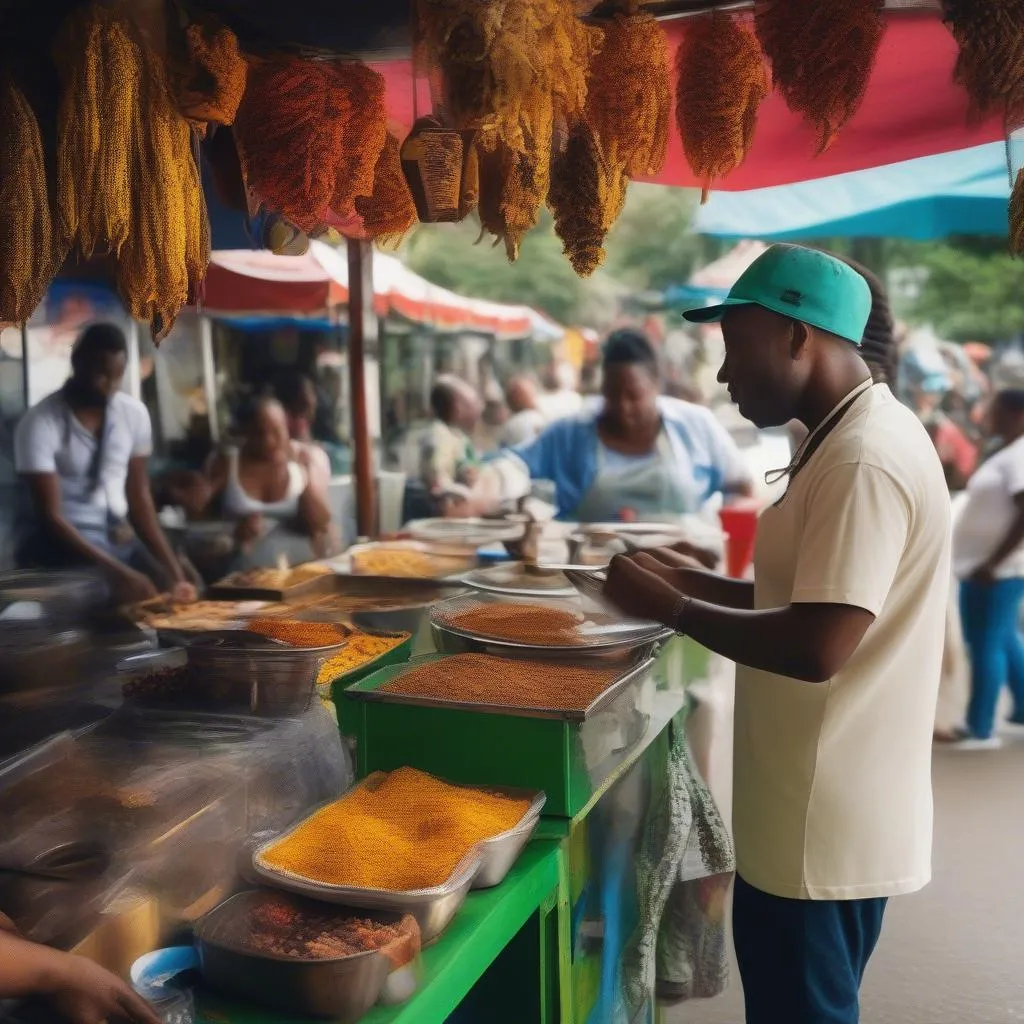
[{"left": 682, "top": 244, "right": 872, "bottom": 345}]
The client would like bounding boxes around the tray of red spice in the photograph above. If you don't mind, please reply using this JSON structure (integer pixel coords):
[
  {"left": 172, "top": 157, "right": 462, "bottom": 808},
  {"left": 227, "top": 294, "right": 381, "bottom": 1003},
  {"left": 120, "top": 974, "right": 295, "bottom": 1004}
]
[
  {"left": 195, "top": 889, "right": 420, "bottom": 1020},
  {"left": 250, "top": 768, "right": 544, "bottom": 940}
]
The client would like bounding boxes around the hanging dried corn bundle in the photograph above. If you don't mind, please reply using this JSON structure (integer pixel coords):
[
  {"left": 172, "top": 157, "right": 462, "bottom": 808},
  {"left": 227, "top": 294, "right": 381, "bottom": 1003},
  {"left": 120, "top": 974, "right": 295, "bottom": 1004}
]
[
  {"left": 676, "top": 12, "right": 769, "bottom": 201},
  {"left": 0, "top": 77, "right": 57, "bottom": 325},
  {"left": 167, "top": 16, "right": 248, "bottom": 133},
  {"left": 355, "top": 132, "right": 418, "bottom": 249},
  {"left": 584, "top": 12, "right": 671, "bottom": 180},
  {"left": 1011, "top": 169, "right": 1024, "bottom": 256},
  {"left": 942, "top": 0, "right": 1024, "bottom": 128},
  {"left": 548, "top": 121, "right": 627, "bottom": 277},
  {"left": 116, "top": 57, "right": 209, "bottom": 341},
  {"left": 754, "top": 0, "right": 884, "bottom": 152},
  {"left": 459, "top": 137, "right": 480, "bottom": 220},
  {"left": 234, "top": 57, "right": 387, "bottom": 233},
  {"left": 55, "top": 3, "right": 140, "bottom": 256}
]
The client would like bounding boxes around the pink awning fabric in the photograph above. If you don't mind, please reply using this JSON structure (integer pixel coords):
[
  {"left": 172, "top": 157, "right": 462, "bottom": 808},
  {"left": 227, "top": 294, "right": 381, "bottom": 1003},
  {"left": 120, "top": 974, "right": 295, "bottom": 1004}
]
[
  {"left": 374, "top": 11, "right": 1004, "bottom": 191},
  {"left": 203, "top": 242, "right": 543, "bottom": 339}
]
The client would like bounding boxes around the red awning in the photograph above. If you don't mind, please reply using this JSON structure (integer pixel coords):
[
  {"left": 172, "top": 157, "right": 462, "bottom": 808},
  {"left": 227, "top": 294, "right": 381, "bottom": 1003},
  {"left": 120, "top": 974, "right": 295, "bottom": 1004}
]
[{"left": 374, "top": 11, "right": 1004, "bottom": 192}]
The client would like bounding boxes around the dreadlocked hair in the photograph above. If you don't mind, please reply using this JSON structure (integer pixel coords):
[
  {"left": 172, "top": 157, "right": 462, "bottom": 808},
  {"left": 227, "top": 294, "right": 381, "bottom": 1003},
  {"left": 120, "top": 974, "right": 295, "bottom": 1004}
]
[
  {"left": 0, "top": 76, "right": 58, "bottom": 325},
  {"left": 233, "top": 58, "right": 387, "bottom": 233},
  {"left": 675, "top": 11, "right": 769, "bottom": 200},
  {"left": 548, "top": 120, "right": 627, "bottom": 277},
  {"left": 754, "top": 0, "right": 884, "bottom": 152},
  {"left": 584, "top": 12, "right": 671, "bottom": 179},
  {"left": 943, "top": 0, "right": 1024, "bottom": 127},
  {"left": 167, "top": 16, "right": 248, "bottom": 133},
  {"left": 827, "top": 252, "right": 897, "bottom": 388}
]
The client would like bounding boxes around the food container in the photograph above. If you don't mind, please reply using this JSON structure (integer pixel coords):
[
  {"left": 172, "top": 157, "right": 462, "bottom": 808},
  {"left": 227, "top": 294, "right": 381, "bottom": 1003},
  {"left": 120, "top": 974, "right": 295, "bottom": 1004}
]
[
  {"left": 429, "top": 592, "right": 671, "bottom": 662},
  {"left": 179, "top": 632, "right": 346, "bottom": 716},
  {"left": 340, "top": 540, "right": 476, "bottom": 582},
  {"left": 250, "top": 777, "right": 543, "bottom": 939},
  {"left": 340, "top": 656, "right": 657, "bottom": 817},
  {"left": 0, "top": 569, "right": 108, "bottom": 626},
  {"left": 194, "top": 890, "right": 420, "bottom": 1020},
  {"left": 207, "top": 565, "right": 337, "bottom": 603},
  {"left": 405, "top": 517, "right": 525, "bottom": 549},
  {"left": 321, "top": 630, "right": 414, "bottom": 691},
  {"left": 462, "top": 562, "right": 578, "bottom": 599}
]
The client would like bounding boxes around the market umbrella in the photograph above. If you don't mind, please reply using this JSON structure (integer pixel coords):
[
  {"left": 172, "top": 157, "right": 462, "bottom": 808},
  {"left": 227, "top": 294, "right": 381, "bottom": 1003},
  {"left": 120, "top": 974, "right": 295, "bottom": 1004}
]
[{"left": 691, "top": 143, "right": 1013, "bottom": 240}]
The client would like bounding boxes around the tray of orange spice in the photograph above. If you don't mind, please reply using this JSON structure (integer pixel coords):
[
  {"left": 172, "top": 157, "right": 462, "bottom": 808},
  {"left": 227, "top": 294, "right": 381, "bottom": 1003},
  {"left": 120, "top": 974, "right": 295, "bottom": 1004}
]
[{"left": 251, "top": 767, "right": 545, "bottom": 941}]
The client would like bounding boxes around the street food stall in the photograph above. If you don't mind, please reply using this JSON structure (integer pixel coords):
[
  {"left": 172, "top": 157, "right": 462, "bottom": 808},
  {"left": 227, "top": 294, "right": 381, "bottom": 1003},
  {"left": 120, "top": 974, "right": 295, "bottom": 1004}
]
[{"left": 0, "top": 2, "right": 1022, "bottom": 1024}]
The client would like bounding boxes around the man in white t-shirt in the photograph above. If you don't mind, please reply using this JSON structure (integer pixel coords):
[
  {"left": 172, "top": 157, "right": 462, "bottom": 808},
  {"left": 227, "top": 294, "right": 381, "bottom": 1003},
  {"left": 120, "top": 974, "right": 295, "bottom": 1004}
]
[
  {"left": 603, "top": 245, "right": 950, "bottom": 1023},
  {"left": 950, "top": 387, "right": 1024, "bottom": 748},
  {"left": 14, "top": 323, "right": 194, "bottom": 604}
]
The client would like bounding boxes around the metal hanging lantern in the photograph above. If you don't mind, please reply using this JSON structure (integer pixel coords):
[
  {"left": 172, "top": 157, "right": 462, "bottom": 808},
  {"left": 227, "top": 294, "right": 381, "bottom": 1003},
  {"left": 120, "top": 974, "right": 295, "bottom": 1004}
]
[{"left": 401, "top": 116, "right": 474, "bottom": 223}]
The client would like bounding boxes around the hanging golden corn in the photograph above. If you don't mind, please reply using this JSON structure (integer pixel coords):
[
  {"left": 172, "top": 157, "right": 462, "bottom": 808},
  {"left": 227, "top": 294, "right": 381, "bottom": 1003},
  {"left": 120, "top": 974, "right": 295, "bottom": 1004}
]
[
  {"left": 459, "top": 137, "right": 480, "bottom": 220},
  {"left": 354, "top": 132, "right": 418, "bottom": 249},
  {"left": 754, "top": 0, "right": 884, "bottom": 153},
  {"left": 167, "top": 17, "right": 248, "bottom": 132},
  {"left": 548, "top": 120, "right": 627, "bottom": 277},
  {"left": 676, "top": 12, "right": 769, "bottom": 200},
  {"left": 0, "top": 77, "right": 57, "bottom": 325},
  {"left": 329, "top": 63, "right": 389, "bottom": 222},
  {"left": 584, "top": 12, "right": 671, "bottom": 179},
  {"left": 942, "top": 0, "right": 1024, "bottom": 128},
  {"left": 1011, "top": 168, "right": 1024, "bottom": 256}
]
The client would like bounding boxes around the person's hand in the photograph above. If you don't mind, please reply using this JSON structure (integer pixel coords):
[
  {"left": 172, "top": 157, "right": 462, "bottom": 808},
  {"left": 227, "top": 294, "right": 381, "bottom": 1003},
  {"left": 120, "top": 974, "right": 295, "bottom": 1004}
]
[
  {"left": 235, "top": 514, "right": 266, "bottom": 548},
  {"left": 169, "top": 580, "right": 197, "bottom": 603},
  {"left": 115, "top": 567, "right": 158, "bottom": 604},
  {"left": 634, "top": 547, "right": 709, "bottom": 578},
  {"left": 603, "top": 553, "right": 685, "bottom": 626},
  {"left": 668, "top": 540, "right": 719, "bottom": 570},
  {"left": 46, "top": 951, "right": 160, "bottom": 1024}
]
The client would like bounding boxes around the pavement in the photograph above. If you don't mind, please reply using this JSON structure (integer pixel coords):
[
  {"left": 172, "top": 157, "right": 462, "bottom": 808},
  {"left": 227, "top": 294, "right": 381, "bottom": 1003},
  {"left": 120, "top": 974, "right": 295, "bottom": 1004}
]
[{"left": 669, "top": 736, "right": 1024, "bottom": 1024}]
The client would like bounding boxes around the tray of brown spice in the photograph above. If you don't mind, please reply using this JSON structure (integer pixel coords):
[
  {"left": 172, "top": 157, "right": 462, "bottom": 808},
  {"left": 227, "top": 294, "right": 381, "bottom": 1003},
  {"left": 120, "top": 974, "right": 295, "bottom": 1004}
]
[
  {"left": 429, "top": 593, "right": 671, "bottom": 660},
  {"left": 345, "top": 652, "right": 656, "bottom": 724}
]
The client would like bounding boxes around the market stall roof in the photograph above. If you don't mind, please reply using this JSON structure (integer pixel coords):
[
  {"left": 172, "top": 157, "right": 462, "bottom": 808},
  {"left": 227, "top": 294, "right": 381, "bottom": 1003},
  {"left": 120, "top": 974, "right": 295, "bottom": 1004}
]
[
  {"left": 203, "top": 241, "right": 556, "bottom": 340},
  {"left": 375, "top": 11, "right": 1004, "bottom": 192},
  {"left": 691, "top": 143, "right": 1013, "bottom": 240}
]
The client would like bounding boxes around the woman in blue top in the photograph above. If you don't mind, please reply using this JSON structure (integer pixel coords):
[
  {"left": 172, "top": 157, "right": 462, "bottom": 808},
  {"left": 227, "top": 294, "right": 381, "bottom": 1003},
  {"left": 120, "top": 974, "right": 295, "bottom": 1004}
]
[{"left": 504, "top": 329, "right": 753, "bottom": 522}]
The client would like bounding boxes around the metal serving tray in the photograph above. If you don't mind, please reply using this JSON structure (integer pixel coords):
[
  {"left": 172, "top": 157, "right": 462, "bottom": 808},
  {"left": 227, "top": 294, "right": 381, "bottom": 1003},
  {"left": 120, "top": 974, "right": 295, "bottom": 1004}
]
[
  {"left": 345, "top": 654, "right": 656, "bottom": 724},
  {"left": 251, "top": 779, "right": 544, "bottom": 940}
]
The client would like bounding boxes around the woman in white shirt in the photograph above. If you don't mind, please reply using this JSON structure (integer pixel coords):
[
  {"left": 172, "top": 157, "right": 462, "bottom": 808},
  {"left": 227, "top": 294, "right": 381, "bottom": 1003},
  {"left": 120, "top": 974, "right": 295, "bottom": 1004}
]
[{"left": 951, "top": 388, "right": 1024, "bottom": 748}]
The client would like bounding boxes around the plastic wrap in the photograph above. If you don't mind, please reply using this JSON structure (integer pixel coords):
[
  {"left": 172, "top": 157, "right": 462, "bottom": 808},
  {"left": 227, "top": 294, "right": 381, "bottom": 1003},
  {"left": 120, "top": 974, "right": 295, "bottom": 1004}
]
[{"left": 0, "top": 703, "right": 351, "bottom": 948}]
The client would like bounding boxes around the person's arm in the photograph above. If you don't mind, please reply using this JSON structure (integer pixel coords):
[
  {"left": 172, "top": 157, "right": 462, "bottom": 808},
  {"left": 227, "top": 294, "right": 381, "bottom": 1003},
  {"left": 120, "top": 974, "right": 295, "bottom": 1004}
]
[
  {"left": 125, "top": 457, "right": 194, "bottom": 599},
  {"left": 973, "top": 490, "right": 1024, "bottom": 583},
  {"left": 633, "top": 547, "right": 754, "bottom": 608},
  {"left": 606, "top": 461, "right": 910, "bottom": 683},
  {"left": 0, "top": 930, "right": 159, "bottom": 1023}
]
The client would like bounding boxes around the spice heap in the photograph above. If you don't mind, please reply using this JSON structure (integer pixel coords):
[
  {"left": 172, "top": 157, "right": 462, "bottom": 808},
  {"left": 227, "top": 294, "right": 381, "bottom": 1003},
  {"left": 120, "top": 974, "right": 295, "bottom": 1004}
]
[
  {"left": 261, "top": 767, "right": 530, "bottom": 890},
  {"left": 247, "top": 619, "right": 410, "bottom": 684},
  {"left": 380, "top": 653, "right": 620, "bottom": 712},
  {"left": 223, "top": 896, "right": 419, "bottom": 965},
  {"left": 351, "top": 548, "right": 448, "bottom": 578},
  {"left": 441, "top": 602, "right": 584, "bottom": 646}
]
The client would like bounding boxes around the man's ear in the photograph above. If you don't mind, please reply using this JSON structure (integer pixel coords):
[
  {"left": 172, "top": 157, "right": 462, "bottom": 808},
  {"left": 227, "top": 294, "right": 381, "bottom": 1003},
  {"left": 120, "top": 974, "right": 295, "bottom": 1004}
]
[{"left": 790, "top": 319, "right": 811, "bottom": 360}]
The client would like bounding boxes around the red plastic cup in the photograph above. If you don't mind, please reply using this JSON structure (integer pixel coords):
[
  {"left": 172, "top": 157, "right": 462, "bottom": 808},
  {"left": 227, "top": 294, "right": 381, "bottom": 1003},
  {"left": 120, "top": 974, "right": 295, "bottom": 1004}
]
[{"left": 719, "top": 502, "right": 760, "bottom": 579}]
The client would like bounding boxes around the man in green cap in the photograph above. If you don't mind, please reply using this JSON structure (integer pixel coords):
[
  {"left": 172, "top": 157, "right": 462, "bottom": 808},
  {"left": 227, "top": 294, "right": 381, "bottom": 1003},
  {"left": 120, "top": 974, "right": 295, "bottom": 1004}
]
[{"left": 604, "top": 244, "right": 950, "bottom": 1023}]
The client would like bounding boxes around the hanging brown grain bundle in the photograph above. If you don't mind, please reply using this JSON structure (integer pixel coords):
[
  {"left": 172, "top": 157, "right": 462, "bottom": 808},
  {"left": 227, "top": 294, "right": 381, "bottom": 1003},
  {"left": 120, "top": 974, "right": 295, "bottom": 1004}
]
[
  {"left": 0, "top": 78, "right": 57, "bottom": 325},
  {"left": 459, "top": 137, "right": 480, "bottom": 220},
  {"left": 329, "top": 63, "right": 389, "bottom": 222},
  {"left": 1011, "top": 168, "right": 1024, "bottom": 256},
  {"left": 584, "top": 12, "right": 671, "bottom": 179},
  {"left": 754, "top": 0, "right": 884, "bottom": 152},
  {"left": 355, "top": 132, "right": 418, "bottom": 249},
  {"left": 167, "top": 17, "right": 248, "bottom": 132},
  {"left": 234, "top": 57, "right": 387, "bottom": 233},
  {"left": 942, "top": 0, "right": 1024, "bottom": 128},
  {"left": 548, "top": 120, "right": 627, "bottom": 277},
  {"left": 55, "top": 3, "right": 139, "bottom": 256},
  {"left": 116, "top": 59, "right": 207, "bottom": 340},
  {"left": 676, "top": 12, "right": 769, "bottom": 200}
]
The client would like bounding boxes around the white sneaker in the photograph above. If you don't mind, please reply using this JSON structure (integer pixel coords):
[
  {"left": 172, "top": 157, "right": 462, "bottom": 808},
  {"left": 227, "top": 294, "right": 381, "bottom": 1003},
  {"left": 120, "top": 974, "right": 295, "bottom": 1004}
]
[{"left": 946, "top": 735, "right": 1004, "bottom": 751}]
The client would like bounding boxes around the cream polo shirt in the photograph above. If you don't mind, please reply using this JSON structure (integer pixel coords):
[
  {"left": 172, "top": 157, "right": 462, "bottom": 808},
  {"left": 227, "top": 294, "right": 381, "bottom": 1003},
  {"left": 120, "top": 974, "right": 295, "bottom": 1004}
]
[{"left": 734, "top": 383, "right": 950, "bottom": 901}]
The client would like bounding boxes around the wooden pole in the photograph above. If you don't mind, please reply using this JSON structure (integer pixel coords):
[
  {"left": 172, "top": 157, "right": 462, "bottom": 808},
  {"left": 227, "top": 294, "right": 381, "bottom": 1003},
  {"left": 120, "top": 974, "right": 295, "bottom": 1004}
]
[{"left": 347, "top": 239, "right": 377, "bottom": 538}]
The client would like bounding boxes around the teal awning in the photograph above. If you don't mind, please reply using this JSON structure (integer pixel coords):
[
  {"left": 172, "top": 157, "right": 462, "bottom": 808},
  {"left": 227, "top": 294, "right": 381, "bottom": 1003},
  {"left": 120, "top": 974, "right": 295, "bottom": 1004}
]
[{"left": 692, "top": 143, "right": 1011, "bottom": 241}]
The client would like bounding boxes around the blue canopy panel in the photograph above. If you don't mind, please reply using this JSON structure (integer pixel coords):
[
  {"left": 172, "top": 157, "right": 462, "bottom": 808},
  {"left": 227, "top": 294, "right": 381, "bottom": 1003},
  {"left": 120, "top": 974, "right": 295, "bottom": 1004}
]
[{"left": 692, "top": 143, "right": 1011, "bottom": 241}]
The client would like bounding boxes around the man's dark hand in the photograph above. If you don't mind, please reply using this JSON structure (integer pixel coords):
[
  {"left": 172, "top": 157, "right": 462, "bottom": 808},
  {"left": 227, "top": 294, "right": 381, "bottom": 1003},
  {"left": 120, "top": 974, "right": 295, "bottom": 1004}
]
[
  {"left": 603, "top": 553, "right": 683, "bottom": 626},
  {"left": 969, "top": 562, "right": 996, "bottom": 586},
  {"left": 115, "top": 566, "right": 158, "bottom": 604},
  {"left": 668, "top": 540, "right": 719, "bottom": 570},
  {"left": 47, "top": 951, "right": 160, "bottom": 1024}
]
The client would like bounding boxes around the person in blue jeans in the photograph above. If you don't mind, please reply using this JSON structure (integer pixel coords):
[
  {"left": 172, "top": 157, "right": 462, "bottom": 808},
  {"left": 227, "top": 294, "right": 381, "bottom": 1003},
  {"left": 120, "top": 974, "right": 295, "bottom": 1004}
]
[{"left": 951, "top": 388, "right": 1024, "bottom": 749}]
